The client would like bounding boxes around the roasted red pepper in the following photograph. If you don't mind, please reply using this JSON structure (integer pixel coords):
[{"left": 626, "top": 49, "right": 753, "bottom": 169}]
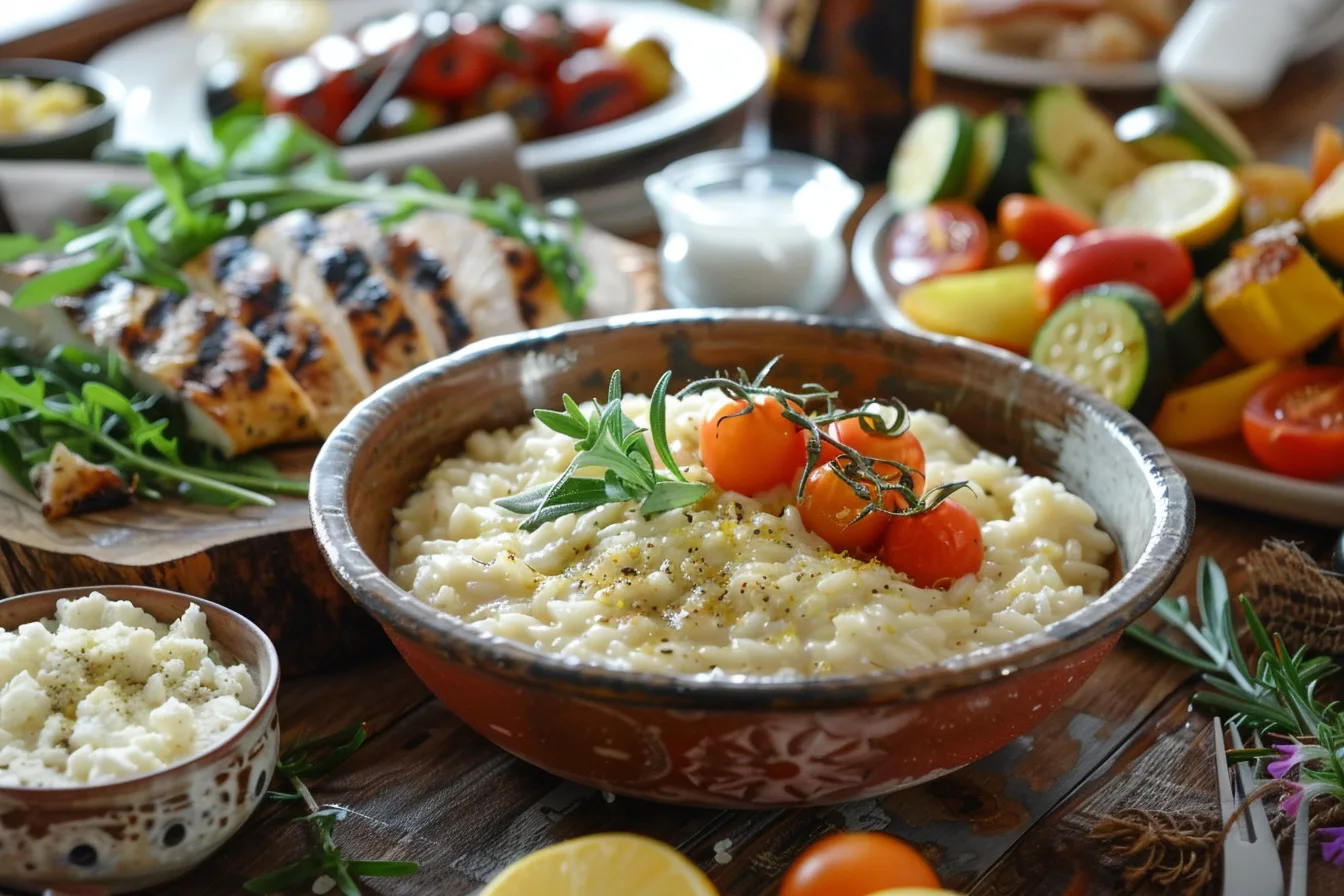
[{"left": 549, "top": 49, "right": 647, "bottom": 133}]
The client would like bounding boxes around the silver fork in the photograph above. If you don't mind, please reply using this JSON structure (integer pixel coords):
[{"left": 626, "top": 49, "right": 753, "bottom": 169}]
[{"left": 1214, "top": 718, "right": 1285, "bottom": 896}]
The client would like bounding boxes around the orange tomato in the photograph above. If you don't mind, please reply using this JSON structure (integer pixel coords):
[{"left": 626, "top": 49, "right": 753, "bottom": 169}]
[
  {"left": 817, "top": 414, "right": 927, "bottom": 496},
  {"left": 779, "top": 832, "right": 941, "bottom": 896},
  {"left": 797, "top": 463, "right": 900, "bottom": 553},
  {"left": 1312, "top": 123, "right": 1344, "bottom": 189},
  {"left": 879, "top": 499, "right": 984, "bottom": 590},
  {"left": 700, "top": 397, "right": 806, "bottom": 496}
]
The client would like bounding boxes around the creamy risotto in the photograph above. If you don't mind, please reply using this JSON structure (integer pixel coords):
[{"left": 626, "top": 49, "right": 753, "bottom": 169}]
[
  {"left": 0, "top": 592, "right": 258, "bottom": 787},
  {"left": 391, "top": 391, "right": 1116, "bottom": 679}
]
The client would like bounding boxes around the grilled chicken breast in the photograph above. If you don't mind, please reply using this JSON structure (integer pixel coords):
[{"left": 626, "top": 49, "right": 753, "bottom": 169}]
[
  {"left": 0, "top": 271, "right": 318, "bottom": 456},
  {"left": 182, "top": 237, "right": 369, "bottom": 434},
  {"left": 251, "top": 210, "right": 431, "bottom": 389},
  {"left": 30, "top": 443, "right": 131, "bottom": 520}
]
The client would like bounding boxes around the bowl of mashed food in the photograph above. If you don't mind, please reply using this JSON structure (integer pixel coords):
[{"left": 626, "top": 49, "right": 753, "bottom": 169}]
[
  {"left": 311, "top": 309, "right": 1192, "bottom": 808},
  {"left": 0, "top": 586, "right": 280, "bottom": 894},
  {"left": 0, "top": 60, "right": 125, "bottom": 161}
]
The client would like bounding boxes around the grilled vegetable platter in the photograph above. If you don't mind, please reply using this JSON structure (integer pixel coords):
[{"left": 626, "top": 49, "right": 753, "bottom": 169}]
[
  {"left": 0, "top": 108, "right": 656, "bottom": 526},
  {"left": 854, "top": 82, "right": 1344, "bottom": 521}
]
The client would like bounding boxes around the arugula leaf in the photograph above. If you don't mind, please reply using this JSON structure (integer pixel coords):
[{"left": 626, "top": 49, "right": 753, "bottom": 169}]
[
  {"left": 0, "top": 234, "right": 41, "bottom": 264},
  {"left": 0, "top": 426, "right": 32, "bottom": 494},
  {"left": 11, "top": 246, "right": 122, "bottom": 309}
]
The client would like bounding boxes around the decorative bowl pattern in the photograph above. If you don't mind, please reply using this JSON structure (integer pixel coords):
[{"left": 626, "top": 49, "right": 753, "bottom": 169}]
[
  {"left": 0, "top": 586, "right": 280, "bottom": 894},
  {"left": 311, "top": 310, "right": 1193, "bottom": 808}
]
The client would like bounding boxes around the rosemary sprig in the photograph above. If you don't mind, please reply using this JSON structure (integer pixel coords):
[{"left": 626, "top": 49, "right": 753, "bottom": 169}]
[
  {"left": 496, "top": 370, "right": 711, "bottom": 531},
  {"left": 245, "top": 723, "right": 419, "bottom": 896},
  {"left": 0, "top": 337, "right": 307, "bottom": 507},
  {"left": 0, "top": 109, "right": 590, "bottom": 317}
]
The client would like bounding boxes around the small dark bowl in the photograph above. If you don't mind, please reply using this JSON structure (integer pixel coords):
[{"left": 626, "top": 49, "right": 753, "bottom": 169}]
[
  {"left": 311, "top": 310, "right": 1194, "bottom": 808},
  {"left": 0, "top": 59, "right": 125, "bottom": 161}
]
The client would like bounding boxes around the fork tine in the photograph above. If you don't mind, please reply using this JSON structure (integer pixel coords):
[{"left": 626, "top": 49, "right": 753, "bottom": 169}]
[
  {"left": 1235, "top": 728, "right": 1272, "bottom": 842},
  {"left": 1290, "top": 795, "right": 1310, "bottom": 896},
  {"left": 1213, "top": 718, "right": 1238, "bottom": 829}
]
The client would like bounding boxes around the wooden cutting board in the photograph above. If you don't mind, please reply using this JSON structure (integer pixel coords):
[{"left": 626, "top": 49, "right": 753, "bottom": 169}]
[{"left": 0, "top": 229, "right": 663, "bottom": 674}]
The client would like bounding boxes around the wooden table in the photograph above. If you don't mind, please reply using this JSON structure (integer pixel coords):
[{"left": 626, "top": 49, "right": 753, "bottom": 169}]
[{"left": 4, "top": 7, "right": 1344, "bottom": 895}]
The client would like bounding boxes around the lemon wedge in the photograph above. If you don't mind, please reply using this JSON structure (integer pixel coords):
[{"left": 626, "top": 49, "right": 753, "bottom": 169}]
[
  {"left": 188, "top": 0, "right": 330, "bottom": 55},
  {"left": 1101, "top": 160, "right": 1244, "bottom": 249},
  {"left": 479, "top": 834, "right": 719, "bottom": 896}
]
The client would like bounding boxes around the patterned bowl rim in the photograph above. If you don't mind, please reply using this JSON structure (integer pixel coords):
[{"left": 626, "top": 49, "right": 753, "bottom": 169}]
[
  {"left": 311, "top": 308, "right": 1194, "bottom": 709},
  {"left": 0, "top": 584, "right": 280, "bottom": 798}
]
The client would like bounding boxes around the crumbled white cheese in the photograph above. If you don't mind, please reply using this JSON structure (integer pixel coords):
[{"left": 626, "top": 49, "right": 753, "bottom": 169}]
[{"left": 0, "top": 592, "right": 259, "bottom": 787}]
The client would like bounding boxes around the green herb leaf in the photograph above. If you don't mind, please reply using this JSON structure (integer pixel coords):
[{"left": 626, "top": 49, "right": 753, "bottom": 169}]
[
  {"left": 649, "top": 371, "right": 687, "bottom": 482},
  {"left": 11, "top": 247, "right": 122, "bottom": 309},
  {"left": 496, "top": 476, "right": 610, "bottom": 515},
  {"left": 243, "top": 854, "right": 326, "bottom": 893},
  {"left": 343, "top": 860, "right": 420, "bottom": 877},
  {"left": 640, "top": 480, "right": 710, "bottom": 516},
  {"left": 0, "top": 234, "right": 42, "bottom": 264},
  {"left": 535, "top": 408, "right": 589, "bottom": 440},
  {"left": 0, "top": 426, "right": 33, "bottom": 494}
]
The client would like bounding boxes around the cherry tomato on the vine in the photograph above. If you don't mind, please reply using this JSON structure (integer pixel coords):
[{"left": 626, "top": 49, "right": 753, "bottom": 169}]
[
  {"left": 817, "top": 414, "right": 927, "bottom": 497},
  {"left": 1242, "top": 366, "right": 1344, "bottom": 481},
  {"left": 779, "top": 832, "right": 941, "bottom": 896},
  {"left": 700, "top": 397, "right": 806, "bottom": 496},
  {"left": 797, "top": 463, "right": 900, "bottom": 554},
  {"left": 879, "top": 499, "right": 984, "bottom": 590}
]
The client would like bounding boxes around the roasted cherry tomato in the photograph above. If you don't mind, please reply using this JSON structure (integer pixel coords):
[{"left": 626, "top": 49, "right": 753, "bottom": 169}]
[
  {"left": 469, "top": 74, "right": 549, "bottom": 140},
  {"left": 1242, "top": 366, "right": 1344, "bottom": 481},
  {"left": 997, "top": 194, "right": 1095, "bottom": 260},
  {"left": 885, "top": 201, "right": 990, "bottom": 288},
  {"left": 263, "top": 53, "right": 363, "bottom": 141},
  {"left": 797, "top": 463, "right": 900, "bottom": 554},
  {"left": 701, "top": 397, "right": 806, "bottom": 496},
  {"left": 550, "top": 49, "right": 648, "bottom": 133},
  {"left": 406, "top": 28, "right": 497, "bottom": 102},
  {"left": 879, "top": 499, "right": 984, "bottom": 590},
  {"left": 780, "top": 833, "right": 941, "bottom": 896},
  {"left": 817, "top": 414, "right": 927, "bottom": 497},
  {"left": 1035, "top": 229, "right": 1194, "bottom": 312}
]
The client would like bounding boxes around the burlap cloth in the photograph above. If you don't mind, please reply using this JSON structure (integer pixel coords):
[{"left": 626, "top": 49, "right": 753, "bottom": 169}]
[{"left": 1081, "top": 540, "right": 1344, "bottom": 894}]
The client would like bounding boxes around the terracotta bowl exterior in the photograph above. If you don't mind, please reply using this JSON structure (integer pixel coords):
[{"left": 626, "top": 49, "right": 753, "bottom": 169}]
[
  {"left": 311, "top": 310, "right": 1193, "bottom": 808},
  {"left": 0, "top": 586, "right": 281, "bottom": 894}
]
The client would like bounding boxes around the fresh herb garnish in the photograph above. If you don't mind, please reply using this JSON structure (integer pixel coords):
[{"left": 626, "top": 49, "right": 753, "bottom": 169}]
[
  {"left": 245, "top": 723, "right": 419, "bottom": 895},
  {"left": 496, "top": 370, "right": 711, "bottom": 531},
  {"left": 496, "top": 359, "right": 969, "bottom": 531},
  {"left": 1126, "top": 556, "right": 1344, "bottom": 860},
  {"left": 0, "top": 337, "right": 306, "bottom": 507},
  {"left": 6, "top": 110, "right": 590, "bottom": 317}
]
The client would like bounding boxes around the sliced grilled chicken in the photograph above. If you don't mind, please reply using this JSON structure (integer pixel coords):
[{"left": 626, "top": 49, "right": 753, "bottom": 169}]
[
  {"left": 493, "top": 234, "right": 571, "bottom": 330},
  {"left": 182, "top": 237, "right": 369, "bottom": 434},
  {"left": 251, "top": 210, "right": 431, "bottom": 389},
  {"left": 317, "top": 206, "right": 468, "bottom": 357},
  {"left": 1, "top": 271, "right": 318, "bottom": 456},
  {"left": 30, "top": 443, "right": 131, "bottom": 520}
]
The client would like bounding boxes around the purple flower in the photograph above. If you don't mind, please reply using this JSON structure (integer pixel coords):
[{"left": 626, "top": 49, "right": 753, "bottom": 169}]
[
  {"left": 1268, "top": 744, "right": 1307, "bottom": 779},
  {"left": 1320, "top": 827, "right": 1344, "bottom": 868},
  {"left": 1282, "top": 782, "right": 1305, "bottom": 816}
]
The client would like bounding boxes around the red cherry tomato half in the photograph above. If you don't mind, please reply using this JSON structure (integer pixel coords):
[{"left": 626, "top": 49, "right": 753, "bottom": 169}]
[
  {"left": 885, "top": 201, "right": 991, "bottom": 288},
  {"left": 997, "top": 194, "right": 1095, "bottom": 260},
  {"left": 879, "top": 499, "right": 984, "bottom": 590},
  {"left": 779, "top": 832, "right": 941, "bottom": 896},
  {"left": 550, "top": 49, "right": 648, "bottom": 133},
  {"left": 1242, "top": 366, "right": 1344, "bottom": 482},
  {"left": 405, "top": 30, "right": 497, "bottom": 102},
  {"left": 1035, "top": 229, "right": 1194, "bottom": 312}
]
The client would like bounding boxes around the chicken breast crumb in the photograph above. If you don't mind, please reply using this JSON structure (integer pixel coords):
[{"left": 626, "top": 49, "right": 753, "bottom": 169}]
[{"left": 30, "top": 443, "right": 131, "bottom": 520}]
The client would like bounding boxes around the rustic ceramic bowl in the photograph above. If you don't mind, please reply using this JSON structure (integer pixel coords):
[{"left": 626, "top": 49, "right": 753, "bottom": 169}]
[
  {"left": 311, "top": 310, "right": 1193, "bottom": 808},
  {"left": 0, "top": 586, "right": 280, "bottom": 894},
  {"left": 0, "top": 60, "right": 124, "bottom": 162}
]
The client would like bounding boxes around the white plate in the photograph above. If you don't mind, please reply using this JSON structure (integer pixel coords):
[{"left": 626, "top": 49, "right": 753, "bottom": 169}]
[
  {"left": 89, "top": 0, "right": 767, "bottom": 187},
  {"left": 924, "top": 3, "right": 1344, "bottom": 90},
  {"left": 851, "top": 195, "right": 1344, "bottom": 527}
]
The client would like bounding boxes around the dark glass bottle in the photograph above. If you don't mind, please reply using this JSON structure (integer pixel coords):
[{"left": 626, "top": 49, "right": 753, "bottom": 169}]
[{"left": 764, "top": 0, "right": 932, "bottom": 183}]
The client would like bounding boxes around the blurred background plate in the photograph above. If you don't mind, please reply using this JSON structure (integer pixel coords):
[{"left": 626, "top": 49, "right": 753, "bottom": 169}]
[
  {"left": 924, "top": 1, "right": 1344, "bottom": 91},
  {"left": 89, "top": 0, "right": 768, "bottom": 233}
]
